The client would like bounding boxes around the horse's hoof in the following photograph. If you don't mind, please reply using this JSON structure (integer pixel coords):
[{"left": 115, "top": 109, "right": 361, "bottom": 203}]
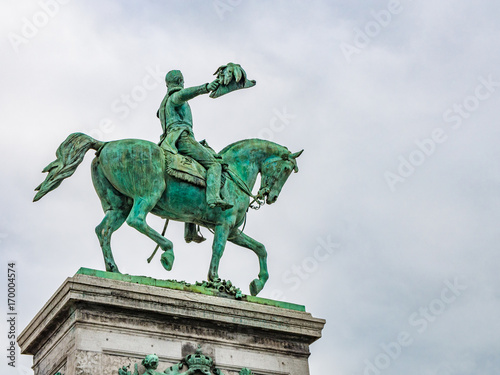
[
  {"left": 160, "top": 251, "right": 175, "bottom": 271},
  {"left": 249, "top": 279, "right": 264, "bottom": 296}
]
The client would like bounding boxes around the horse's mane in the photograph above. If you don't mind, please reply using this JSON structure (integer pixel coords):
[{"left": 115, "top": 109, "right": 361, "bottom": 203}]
[{"left": 219, "top": 138, "right": 289, "bottom": 157}]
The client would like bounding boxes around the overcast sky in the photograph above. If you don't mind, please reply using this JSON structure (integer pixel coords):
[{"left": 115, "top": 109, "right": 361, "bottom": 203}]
[{"left": 2, "top": 1, "right": 500, "bottom": 374}]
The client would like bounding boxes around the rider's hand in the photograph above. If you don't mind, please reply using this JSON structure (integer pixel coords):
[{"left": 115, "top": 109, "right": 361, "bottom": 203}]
[{"left": 207, "top": 79, "right": 220, "bottom": 92}]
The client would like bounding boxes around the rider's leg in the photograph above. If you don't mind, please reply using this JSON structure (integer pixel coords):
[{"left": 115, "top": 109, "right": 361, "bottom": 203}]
[
  {"left": 205, "top": 163, "right": 230, "bottom": 208},
  {"left": 176, "top": 132, "right": 232, "bottom": 209}
]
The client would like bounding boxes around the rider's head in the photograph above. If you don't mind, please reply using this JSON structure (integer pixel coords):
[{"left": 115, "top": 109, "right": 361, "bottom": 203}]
[{"left": 165, "top": 70, "right": 184, "bottom": 94}]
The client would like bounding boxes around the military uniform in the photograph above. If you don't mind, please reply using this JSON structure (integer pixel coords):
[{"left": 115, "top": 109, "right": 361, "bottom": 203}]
[{"left": 157, "top": 75, "right": 231, "bottom": 210}]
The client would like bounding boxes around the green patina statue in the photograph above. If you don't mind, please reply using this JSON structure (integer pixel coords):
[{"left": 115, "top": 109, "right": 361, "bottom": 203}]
[
  {"left": 118, "top": 346, "right": 254, "bottom": 375},
  {"left": 156, "top": 66, "right": 245, "bottom": 243},
  {"left": 157, "top": 70, "right": 230, "bottom": 210},
  {"left": 34, "top": 63, "right": 301, "bottom": 296}
]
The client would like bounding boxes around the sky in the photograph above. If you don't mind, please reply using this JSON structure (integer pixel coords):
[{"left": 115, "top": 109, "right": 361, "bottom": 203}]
[{"left": 1, "top": 1, "right": 500, "bottom": 374}]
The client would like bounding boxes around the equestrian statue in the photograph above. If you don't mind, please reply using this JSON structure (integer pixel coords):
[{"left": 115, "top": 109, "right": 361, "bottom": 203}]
[{"left": 33, "top": 63, "right": 302, "bottom": 296}]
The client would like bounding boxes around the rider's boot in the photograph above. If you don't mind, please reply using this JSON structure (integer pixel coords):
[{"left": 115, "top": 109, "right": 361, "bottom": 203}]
[
  {"left": 206, "top": 164, "right": 233, "bottom": 210},
  {"left": 184, "top": 223, "right": 206, "bottom": 243}
]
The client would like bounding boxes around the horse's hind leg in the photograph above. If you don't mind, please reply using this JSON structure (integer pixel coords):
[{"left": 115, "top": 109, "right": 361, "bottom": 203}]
[
  {"left": 95, "top": 209, "right": 128, "bottom": 273},
  {"left": 126, "top": 197, "right": 175, "bottom": 271},
  {"left": 228, "top": 229, "right": 269, "bottom": 296},
  {"left": 92, "top": 158, "right": 131, "bottom": 273}
]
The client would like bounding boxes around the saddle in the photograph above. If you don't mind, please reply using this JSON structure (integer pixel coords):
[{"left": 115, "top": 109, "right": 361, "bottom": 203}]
[{"left": 164, "top": 140, "right": 223, "bottom": 188}]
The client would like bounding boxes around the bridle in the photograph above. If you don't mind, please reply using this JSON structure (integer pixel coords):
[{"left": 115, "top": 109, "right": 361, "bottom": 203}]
[{"left": 232, "top": 154, "right": 299, "bottom": 211}]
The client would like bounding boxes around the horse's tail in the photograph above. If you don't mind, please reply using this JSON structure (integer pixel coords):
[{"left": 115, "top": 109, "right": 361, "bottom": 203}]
[{"left": 33, "top": 132, "right": 105, "bottom": 202}]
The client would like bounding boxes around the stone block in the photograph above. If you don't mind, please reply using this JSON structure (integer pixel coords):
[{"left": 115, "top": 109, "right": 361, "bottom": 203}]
[{"left": 18, "top": 270, "right": 325, "bottom": 375}]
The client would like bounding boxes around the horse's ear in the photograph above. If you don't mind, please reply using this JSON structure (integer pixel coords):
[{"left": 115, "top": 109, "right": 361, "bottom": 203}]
[{"left": 291, "top": 150, "right": 304, "bottom": 159}]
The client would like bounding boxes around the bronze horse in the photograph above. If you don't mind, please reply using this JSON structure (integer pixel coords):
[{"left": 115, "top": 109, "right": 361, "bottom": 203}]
[{"left": 34, "top": 133, "right": 302, "bottom": 295}]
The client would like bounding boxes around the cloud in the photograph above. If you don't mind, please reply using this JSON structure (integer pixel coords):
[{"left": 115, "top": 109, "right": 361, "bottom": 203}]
[{"left": 2, "top": 1, "right": 500, "bottom": 374}]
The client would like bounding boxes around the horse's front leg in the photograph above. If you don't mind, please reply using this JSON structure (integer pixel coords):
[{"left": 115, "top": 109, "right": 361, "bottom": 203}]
[
  {"left": 208, "top": 225, "right": 231, "bottom": 281},
  {"left": 228, "top": 229, "right": 269, "bottom": 296}
]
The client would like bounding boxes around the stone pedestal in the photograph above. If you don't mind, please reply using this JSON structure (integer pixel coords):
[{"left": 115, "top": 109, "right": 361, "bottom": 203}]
[{"left": 18, "top": 269, "right": 325, "bottom": 375}]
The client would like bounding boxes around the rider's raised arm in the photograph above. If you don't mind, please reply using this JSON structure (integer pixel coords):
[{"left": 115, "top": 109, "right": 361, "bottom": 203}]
[{"left": 171, "top": 84, "right": 210, "bottom": 105}]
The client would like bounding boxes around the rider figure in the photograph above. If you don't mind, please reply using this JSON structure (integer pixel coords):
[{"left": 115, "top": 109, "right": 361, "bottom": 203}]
[{"left": 157, "top": 70, "right": 232, "bottom": 242}]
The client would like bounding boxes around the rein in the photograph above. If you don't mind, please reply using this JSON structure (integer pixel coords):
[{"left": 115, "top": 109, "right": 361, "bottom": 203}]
[
  {"left": 224, "top": 166, "right": 265, "bottom": 210},
  {"left": 225, "top": 155, "right": 287, "bottom": 210}
]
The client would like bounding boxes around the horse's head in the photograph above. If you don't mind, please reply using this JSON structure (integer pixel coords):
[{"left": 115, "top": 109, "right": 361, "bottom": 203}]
[{"left": 259, "top": 149, "right": 303, "bottom": 204}]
